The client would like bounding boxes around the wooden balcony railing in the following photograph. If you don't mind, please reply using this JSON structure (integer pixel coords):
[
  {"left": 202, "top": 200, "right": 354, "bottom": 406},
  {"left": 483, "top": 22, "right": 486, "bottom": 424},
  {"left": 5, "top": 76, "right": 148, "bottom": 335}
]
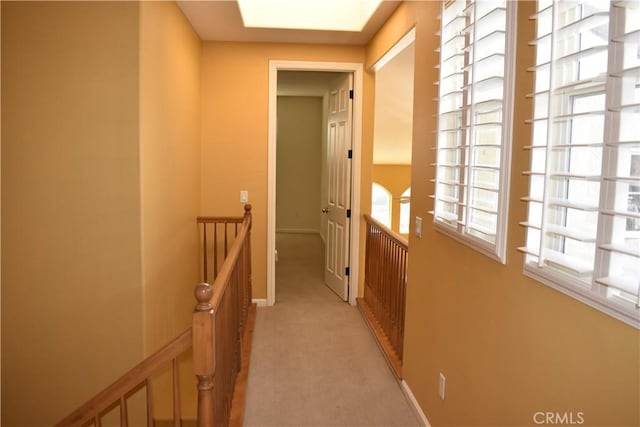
[
  {"left": 193, "top": 204, "right": 253, "bottom": 426},
  {"left": 56, "top": 205, "right": 254, "bottom": 427},
  {"left": 358, "top": 214, "right": 408, "bottom": 379},
  {"left": 197, "top": 212, "right": 246, "bottom": 284}
]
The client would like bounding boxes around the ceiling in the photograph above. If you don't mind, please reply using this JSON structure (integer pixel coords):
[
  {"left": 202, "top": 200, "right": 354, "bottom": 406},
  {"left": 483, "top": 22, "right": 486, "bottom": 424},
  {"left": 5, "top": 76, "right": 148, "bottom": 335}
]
[
  {"left": 177, "top": 0, "right": 401, "bottom": 44},
  {"left": 277, "top": 71, "right": 341, "bottom": 96}
]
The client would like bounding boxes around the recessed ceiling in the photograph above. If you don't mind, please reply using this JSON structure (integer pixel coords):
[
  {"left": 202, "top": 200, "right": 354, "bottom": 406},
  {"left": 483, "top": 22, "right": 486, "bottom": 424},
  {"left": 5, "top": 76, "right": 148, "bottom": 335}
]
[
  {"left": 177, "top": 0, "right": 401, "bottom": 45},
  {"left": 237, "top": 0, "right": 383, "bottom": 32}
]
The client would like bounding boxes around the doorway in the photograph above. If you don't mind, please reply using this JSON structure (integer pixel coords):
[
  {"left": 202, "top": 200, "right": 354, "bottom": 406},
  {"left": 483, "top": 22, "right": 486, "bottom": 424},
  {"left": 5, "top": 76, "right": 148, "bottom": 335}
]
[{"left": 267, "top": 61, "right": 364, "bottom": 307}]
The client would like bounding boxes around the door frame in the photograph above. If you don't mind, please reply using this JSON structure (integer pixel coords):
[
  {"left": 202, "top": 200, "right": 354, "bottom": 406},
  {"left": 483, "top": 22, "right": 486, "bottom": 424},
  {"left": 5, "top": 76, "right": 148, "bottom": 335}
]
[{"left": 267, "top": 60, "right": 363, "bottom": 307}]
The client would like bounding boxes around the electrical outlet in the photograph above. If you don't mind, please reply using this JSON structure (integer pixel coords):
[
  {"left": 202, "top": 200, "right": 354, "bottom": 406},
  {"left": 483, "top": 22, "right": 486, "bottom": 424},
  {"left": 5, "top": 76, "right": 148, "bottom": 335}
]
[
  {"left": 439, "top": 373, "right": 446, "bottom": 400},
  {"left": 240, "top": 190, "right": 248, "bottom": 203},
  {"left": 415, "top": 216, "right": 423, "bottom": 238}
]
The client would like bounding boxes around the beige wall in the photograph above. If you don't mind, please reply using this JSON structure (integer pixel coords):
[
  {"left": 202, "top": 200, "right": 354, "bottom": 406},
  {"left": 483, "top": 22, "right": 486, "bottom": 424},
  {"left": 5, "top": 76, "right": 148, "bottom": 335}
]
[
  {"left": 1, "top": 2, "right": 144, "bottom": 425},
  {"left": 276, "top": 96, "right": 323, "bottom": 233},
  {"left": 200, "top": 42, "right": 365, "bottom": 299},
  {"left": 366, "top": 2, "right": 640, "bottom": 426},
  {"left": 372, "top": 164, "right": 411, "bottom": 235},
  {"left": 139, "top": 1, "right": 201, "bottom": 419}
]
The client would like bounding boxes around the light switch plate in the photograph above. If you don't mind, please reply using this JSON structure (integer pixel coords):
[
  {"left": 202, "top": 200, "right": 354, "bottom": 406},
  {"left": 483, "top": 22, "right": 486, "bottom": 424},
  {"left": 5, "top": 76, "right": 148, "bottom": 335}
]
[
  {"left": 240, "top": 190, "right": 248, "bottom": 203},
  {"left": 415, "top": 216, "right": 423, "bottom": 238},
  {"left": 439, "top": 373, "right": 446, "bottom": 400}
]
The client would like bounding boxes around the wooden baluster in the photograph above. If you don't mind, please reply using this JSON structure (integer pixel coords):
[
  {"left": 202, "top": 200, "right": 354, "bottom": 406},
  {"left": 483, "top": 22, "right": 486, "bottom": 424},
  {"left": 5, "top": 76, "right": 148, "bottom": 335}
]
[
  {"left": 120, "top": 396, "right": 128, "bottom": 427},
  {"left": 399, "top": 250, "right": 407, "bottom": 360},
  {"left": 213, "top": 224, "right": 218, "bottom": 279},
  {"left": 193, "top": 283, "right": 215, "bottom": 427},
  {"left": 224, "top": 222, "right": 229, "bottom": 258},
  {"left": 173, "top": 358, "right": 182, "bottom": 427},
  {"left": 245, "top": 204, "right": 252, "bottom": 307},
  {"left": 95, "top": 415, "right": 102, "bottom": 427},
  {"left": 202, "top": 224, "right": 208, "bottom": 283},
  {"left": 146, "top": 378, "right": 154, "bottom": 427},
  {"left": 392, "top": 242, "right": 399, "bottom": 352}
]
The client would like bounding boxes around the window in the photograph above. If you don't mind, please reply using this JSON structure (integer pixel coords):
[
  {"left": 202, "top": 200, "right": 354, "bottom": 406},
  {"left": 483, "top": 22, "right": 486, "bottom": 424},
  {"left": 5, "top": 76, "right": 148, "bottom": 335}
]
[
  {"left": 371, "top": 183, "right": 392, "bottom": 228},
  {"left": 523, "top": 0, "right": 640, "bottom": 328},
  {"left": 400, "top": 187, "right": 411, "bottom": 234},
  {"left": 432, "top": 0, "right": 517, "bottom": 263}
]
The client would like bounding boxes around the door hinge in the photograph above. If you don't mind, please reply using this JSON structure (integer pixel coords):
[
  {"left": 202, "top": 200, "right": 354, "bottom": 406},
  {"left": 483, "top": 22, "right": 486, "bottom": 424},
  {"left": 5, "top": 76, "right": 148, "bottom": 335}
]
[
  {"left": 347, "top": 149, "right": 352, "bottom": 159},
  {"left": 346, "top": 209, "right": 351, "bottom": 218},
  {"left": 349, "top": 89, "right": 354, "bottom": 99},
  {"left": 345, "top": 267, "right": 350, "bottom": 276}
]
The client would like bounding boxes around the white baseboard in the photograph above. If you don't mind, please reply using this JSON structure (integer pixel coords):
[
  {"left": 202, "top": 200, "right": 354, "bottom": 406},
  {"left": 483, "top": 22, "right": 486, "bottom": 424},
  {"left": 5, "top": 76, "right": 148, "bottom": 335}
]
[
  {"left": 252, "top": 298, "right": 268, "bottom": 307},
  {"left": 401, "top": 380, "right": 431, "bottom": 427},
  {"left": 276, "top": 228, "right": 319, "bottom": 234}
]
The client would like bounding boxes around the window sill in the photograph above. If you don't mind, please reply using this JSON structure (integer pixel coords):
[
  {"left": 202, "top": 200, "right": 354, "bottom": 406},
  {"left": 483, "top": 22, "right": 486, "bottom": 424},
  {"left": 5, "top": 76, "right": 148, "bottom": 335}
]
[
  {"left": 523, "top": 262, "right": 640, "bottom": 329},
  {"left": 433, "top": 220, "right": 507, "bottom": 264}
]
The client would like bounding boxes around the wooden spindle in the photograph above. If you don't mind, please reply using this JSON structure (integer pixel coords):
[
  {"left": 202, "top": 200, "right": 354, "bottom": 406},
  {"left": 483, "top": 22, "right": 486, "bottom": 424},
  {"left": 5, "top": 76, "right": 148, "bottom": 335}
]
[
  {"left": 224, "top": 222, "right": 229, "bottom": 258},
  {"left": 120, "top": 396, "right": 128, "bottom": 427},
  {"left": 203, "top": 224, "right": 208, "bottom": 283},
  {"left": 146, "top": 378, "right": 154, "bottom": 427},
  {"left": 95, "top": 415, "right": 102, "bottom": 427},
  {"left": 173, "top": 358, "right": 182, "bottom": 427},
  {"left": 213, "top": 224, "right": 218, "bottom": 279}
]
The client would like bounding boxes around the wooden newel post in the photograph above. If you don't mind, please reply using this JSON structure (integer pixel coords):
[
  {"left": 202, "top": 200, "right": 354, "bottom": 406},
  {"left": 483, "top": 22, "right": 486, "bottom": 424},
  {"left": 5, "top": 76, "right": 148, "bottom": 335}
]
[
  {"left": 193, "top": 283, "right": 215, "bottom": 426},
  {"left": 244, "top": 204, "right": 252, "bottom": 307}
]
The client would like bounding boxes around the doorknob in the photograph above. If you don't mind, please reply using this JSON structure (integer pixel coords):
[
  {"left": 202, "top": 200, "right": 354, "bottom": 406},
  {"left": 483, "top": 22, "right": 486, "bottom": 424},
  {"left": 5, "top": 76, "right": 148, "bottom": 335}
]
[{"left": 322, "top": 208, "right": 330, "bottom": 213}]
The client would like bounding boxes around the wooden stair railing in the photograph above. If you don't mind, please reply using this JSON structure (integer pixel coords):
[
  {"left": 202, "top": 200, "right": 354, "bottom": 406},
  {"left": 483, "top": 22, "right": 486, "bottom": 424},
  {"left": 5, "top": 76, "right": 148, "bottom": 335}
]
[
  {"left": 55, "top": 330, "right": 192, "bottom": 427},
  {"left": 358, "top": 214, "right": 408, "bottom": 380},
  {"left": 56, "top": 205, "right": 254, "bottom": 427}
]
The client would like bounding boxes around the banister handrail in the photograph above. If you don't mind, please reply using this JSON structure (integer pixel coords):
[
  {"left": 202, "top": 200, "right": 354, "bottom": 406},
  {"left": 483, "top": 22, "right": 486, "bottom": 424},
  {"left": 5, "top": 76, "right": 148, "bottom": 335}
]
[
  {"left": 196, "top": 216, "right": 244, "bottom": 223},
  {"left": 55, "top": 329, "right": 192, "bottom": 427},
  {"left": 363, "top": 214, "right": 408, "bottom": 249}
]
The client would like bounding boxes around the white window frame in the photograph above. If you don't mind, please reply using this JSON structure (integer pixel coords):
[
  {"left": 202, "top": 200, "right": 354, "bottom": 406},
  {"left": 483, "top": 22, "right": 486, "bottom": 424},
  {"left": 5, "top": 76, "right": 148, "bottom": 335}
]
[
  {"left": 431, "top": 0, "right": 517, "bottom": 264},
  {"left": 371, "top": 182, "right": 392, "bottom": 229},
  {"left": 522, "top": 0, "right": 640, "bottom": 329},
  {"left": 399, "top": 187, "right": 411, "bottom": 234}
]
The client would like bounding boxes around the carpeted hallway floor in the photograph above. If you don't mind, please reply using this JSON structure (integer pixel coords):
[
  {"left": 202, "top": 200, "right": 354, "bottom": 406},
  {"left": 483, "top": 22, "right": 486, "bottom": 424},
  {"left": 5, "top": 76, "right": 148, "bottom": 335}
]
[{"left": 243, "top": 233, "right": 421, "bottom": 426}]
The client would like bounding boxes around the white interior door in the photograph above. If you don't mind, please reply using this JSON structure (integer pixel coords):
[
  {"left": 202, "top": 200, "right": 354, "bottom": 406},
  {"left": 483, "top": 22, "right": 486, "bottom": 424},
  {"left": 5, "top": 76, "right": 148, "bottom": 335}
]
[{"left": 323, "top": 73, "right": 353, "bottom": 300}]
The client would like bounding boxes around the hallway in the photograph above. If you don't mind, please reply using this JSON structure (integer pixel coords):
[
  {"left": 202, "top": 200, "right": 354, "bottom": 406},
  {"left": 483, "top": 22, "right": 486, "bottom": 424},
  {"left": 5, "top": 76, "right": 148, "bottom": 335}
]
[{"left": 243, "top": 233, "right": 421, "bottom": 426}]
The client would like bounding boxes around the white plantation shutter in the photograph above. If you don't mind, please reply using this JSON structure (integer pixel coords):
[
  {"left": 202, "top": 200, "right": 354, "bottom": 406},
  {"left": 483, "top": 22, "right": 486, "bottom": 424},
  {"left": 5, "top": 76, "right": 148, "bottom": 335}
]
[
  {"left": 432, "top": 0, "right": 516, "bottom": 263},
  {"left": 522, "top": 0, "right": 640, "bottom": 328}
]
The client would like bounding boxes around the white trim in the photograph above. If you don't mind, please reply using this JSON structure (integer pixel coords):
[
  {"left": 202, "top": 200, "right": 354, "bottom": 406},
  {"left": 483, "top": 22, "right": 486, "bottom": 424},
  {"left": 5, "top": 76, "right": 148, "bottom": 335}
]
[
  {"left": 400, "top": 380, "right": 431, "bottom": 427},
  {"left": 268, "top": 60, "right": 363, "bottom": 307},
  {"left": 275, "top": 228, "right": 320, "bottom": 234},
  {"left": 521, "top": 1, "right": 640, "bottom": 330},
  {"left": 252, "top": 298, "right": 268, "bottom": 307},
  {"left": 433, "top": 222, "right": 504, "bottom": 264},
  {"left": 432, "top": 0, "right": 517, "bottom": 265},
  {"left": 372, "top": 27, "right": 416, "bottom": 72},
  {"left": 523, "top": 264, "right": 640, "bottom": 329}
]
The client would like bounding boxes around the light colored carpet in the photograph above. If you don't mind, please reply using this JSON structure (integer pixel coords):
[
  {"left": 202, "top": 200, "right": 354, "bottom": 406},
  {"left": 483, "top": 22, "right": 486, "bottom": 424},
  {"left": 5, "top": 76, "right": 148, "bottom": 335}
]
[{"left": 243, "top": 233, "right": 421, "bottom": 427}]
